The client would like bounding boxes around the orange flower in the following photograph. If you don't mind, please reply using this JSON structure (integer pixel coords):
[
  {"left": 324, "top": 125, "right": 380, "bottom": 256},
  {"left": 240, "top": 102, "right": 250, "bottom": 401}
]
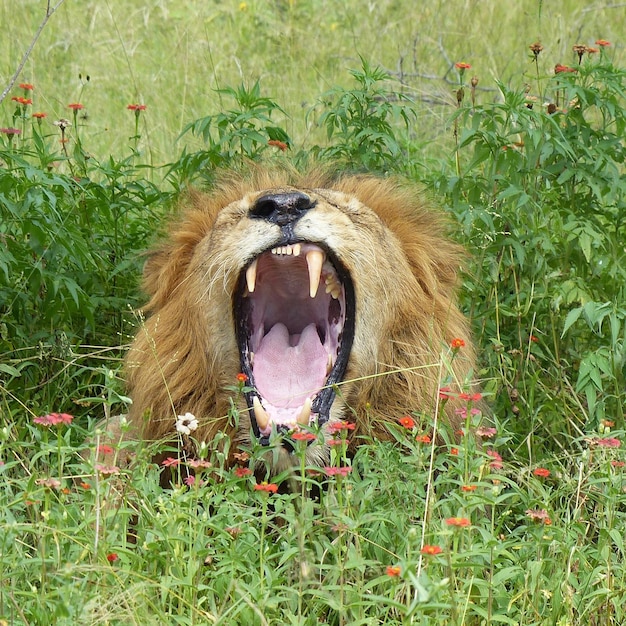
[
  {"left": 461, "top": 485, "right": 477, "bottom": 492},
  {"left": 236, "top": 372, "right": 248, "bottom": 383},
  {"left": 106, "top": 553, "right": 119, "bottom": 563},
  {"left": 554, "top": 64, "right": 577, "bottom": 74},
  {"left": 533, "top": 467, "right": 550, "bottom": 478},
  {"left": 254, "top": 481, "right": 278, "bottom": 493},
  {"left": 454, "top": 62, "right": 471, "bottom": 70},
  {"left": 421, "top": 545, "right": 443, "bottom": 556},
  {"left": 450, "top": 447, "right": 459, "bottom": 456},
  {"left": 268, "top": 139, "right": 288, "bottom": 151},
  {"left": 68, "top": 103, "right": 85, "bottom": 110},
  {"left": 450, "top": 337, "right": 466, "bottom": 349},
  {"left": 19, "top": 82, "right": 34, "bottom": 90},
  {"left": 416, "top": 434, "right": 432, "bottom": 444},
  {"left": 399, "top": 415, "right": 415, "bottom": 429},
  {"left": 595, "top": 39, "right": 611, "bottom": 47},
  {"left": 445, "top": 517, "right": 471, "bottom": 527},
  {"left": 32, "top": 112, "right": 47, "bottom": 119},
  {"left": 386, "top": 565, "right": 401, "bottom": 577},
  {"left": 127, "top": 103, "right": 147, "bottom": 111},
  {"left": 328, "top": 421, "right": 356, "bottom": 434}
]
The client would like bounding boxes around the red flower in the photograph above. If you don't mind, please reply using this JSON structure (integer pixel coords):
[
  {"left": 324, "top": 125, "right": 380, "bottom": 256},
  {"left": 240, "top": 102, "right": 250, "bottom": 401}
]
[
  {"left": 450, "top": 447, "right": 459, "bottom": 456},
  {"left": 327, "top": 421, "right": 356, "bottom": 434},
  {"left": 454, "top": 62, "right": 471, "bottom": 70},
  {"left": 97, "top": 444, "right": 115, "bottom": 455},
  {"left": 420, "top": 545, "right": 443, "bottom": 555},
  {"left": 461, "top": 485, "right": 477, "bottom": 492},
  {"left": 439, "top": 386, "right": 454, "bottom": 399},
  {"left": 19, "top": 83, "right": 34, "bottom": 90},
  {"left": 450, "top": 337, "right": 466, "bottom": 349},
  {"left": 291, "top": 431, "right": 317, "bottom": 441},
  {"left": 68, "top": 103, "right": 85, "bottom": 110},
  {"left": 33, "top": 413, "right": 73, "bottom": 426},
  {"left": 161, "top": 457, "right": 181, "bottom": 467},
  {"left": 12, "top": 96, "right": 32, "bottom": 105},
  {"left": 386, "top": 565, "right": 401, "bottom": 577},
  {"left": 234, "top": 467, "right": 252, "bottom": 477},
  {"left": 533, "top": 467, "right": 551, "bottom": 478},
  {"left": 595, "top": 39, "right": 611, "bottom": 47},
  {"left": 106, "top": 553, "right": 119, "bottom": 563},
  {"left": 416, "top": 434, "right": 432, "bottom": 444},
  {"left": 268, "top": 139, "right": 288, "bottom": 151},
  {"left": 459, "top": 392, "right": 482, "bottom": 402},
  {"left": 554, "top": 64, "right": 577, "bottom": 74},
  {"left": 398, "top": 415, "right": 415, "bottom": 429},
  {"left": 324, "top": 466, "right": 353, "bottom": 477},
  {"left": 487, "top": 449, "right": 503, "bottom": 470},
  {"left": 127, "top": 103, "right": 147, "bottom": 111},
  {"left": 32, "top": 112, "right": 47, "bottom": 119},
  {"left": 445, "top": 517, "right": 471, "bottom": 527},
  {"left": 254, "top": 482, "right": 278, "bottom": 493},
  {"left": 593, "top": 437, "right": 621, "bottom": 448},
  {"left": 236, "top": 372, "right": 248, "bottom": 383}
]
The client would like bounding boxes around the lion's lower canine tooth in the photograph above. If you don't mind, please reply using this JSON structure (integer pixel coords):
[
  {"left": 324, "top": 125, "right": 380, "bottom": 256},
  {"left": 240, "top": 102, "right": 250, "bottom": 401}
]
[
  {"left": 306, "top": 249, "right": 324, "bottom": 298},
  {"left": 297, "top": 398, "right": 312, "bottom": 425},
  {"left": 253, "top": 396, "right": 270, "bottom": 431},
  {"left": 246, "top": 259, "right": 258, "bottom": 293}
]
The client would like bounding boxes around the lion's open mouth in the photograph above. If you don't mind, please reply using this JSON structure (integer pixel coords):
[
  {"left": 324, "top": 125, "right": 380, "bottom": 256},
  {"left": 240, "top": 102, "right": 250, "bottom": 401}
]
[{"left": 235, "top": 242, "right": 354, "bottom": 445}]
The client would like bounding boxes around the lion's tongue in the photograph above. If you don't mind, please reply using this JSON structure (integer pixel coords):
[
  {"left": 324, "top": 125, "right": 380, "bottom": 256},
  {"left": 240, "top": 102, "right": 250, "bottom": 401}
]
[{"left": 253, "top": 322, "right": 327, "bottom": 415}]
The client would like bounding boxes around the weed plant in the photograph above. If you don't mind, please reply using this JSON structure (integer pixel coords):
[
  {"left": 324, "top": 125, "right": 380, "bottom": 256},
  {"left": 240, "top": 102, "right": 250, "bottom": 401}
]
[{"left": 1, "top": 24, "right": 625, "bottom": 626}]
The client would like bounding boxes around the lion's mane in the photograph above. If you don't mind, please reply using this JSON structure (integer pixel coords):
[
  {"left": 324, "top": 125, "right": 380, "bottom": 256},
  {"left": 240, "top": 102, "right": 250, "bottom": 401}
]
[{"left": 125, "top": 167, "right": 477, "bottom": 465}]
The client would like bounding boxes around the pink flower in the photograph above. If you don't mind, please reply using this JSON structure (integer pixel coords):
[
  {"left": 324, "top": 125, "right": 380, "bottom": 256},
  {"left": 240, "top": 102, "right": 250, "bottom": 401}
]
[
  {"left": 34, "top": 413, "right": 74, "bottom": 427},
  {"left": 35, "top": 477, "right": 61, "bottom": 489},
  {"left": 96, "top": 464, "right": 120, "bottom": 476},
  {"left": 184, "top": 475, "right": 204, "bottom": 487},
  {"left": 476, "top": 426, "right": 497, "bottom": 438},
  {"left": 187, "top": 459, "right": 212, "bottom": 469},
  {"left": 234, "top": 467, "right": 252, "bottom": 477},
  {"left": 487, "top": 449, "right": 503, "bottom": 470},
  {"left": 161, "top": 457, "right": 181, "bottom": 467},
  {"left": 291, "top": 431, "right": 317, "bottom": 441},
  {"left": 327, "top": 421, "right": 355, "bottom": 434},
  {"left": 324, "top": 466, "right": 353, "bottom": 477},
  {"left": 593, "top": 437, "right": 621, "bottom": 448},
  {"left": 97, "top": 444, "right": 115, "bottom": 455},
  {"left": 526, "top": 509, "right": 552, "bottom": 525},
  {"left": 0, "top": 128, "right": 21, "bottom": 136}
]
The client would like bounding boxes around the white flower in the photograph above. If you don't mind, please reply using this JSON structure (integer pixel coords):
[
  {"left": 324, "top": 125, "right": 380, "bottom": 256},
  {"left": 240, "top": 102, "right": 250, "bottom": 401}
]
[{"left": 176, "top": 412, "right": 198, "bottom": 435}]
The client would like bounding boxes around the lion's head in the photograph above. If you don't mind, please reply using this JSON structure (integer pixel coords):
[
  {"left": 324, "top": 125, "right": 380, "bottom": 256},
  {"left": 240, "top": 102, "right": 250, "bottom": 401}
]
[{"left": 126, "top": 167, "right": 477, "bottom": 469}]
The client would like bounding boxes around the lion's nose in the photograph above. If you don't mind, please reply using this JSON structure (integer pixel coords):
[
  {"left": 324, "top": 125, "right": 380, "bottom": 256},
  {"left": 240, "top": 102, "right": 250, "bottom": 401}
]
[{"left": 250, "top": 192, "right": 314, "bottom": 226}]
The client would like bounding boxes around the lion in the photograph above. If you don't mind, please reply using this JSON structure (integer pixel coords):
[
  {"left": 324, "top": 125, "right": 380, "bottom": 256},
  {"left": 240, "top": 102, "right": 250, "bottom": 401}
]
[{"left": 121, "top": 166, "right": 477, "bottom": 472}]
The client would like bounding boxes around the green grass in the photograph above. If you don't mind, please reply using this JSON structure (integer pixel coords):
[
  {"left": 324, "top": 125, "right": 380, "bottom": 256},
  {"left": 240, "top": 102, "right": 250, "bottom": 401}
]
[{"left": 1, "top": 0, "right": 626, "bottom": 624}]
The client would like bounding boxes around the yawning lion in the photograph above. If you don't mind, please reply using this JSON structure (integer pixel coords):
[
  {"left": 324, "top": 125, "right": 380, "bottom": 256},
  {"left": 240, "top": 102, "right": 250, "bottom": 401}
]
[{"left": 124, "top": 167, "right": 477, "bottom": 469}]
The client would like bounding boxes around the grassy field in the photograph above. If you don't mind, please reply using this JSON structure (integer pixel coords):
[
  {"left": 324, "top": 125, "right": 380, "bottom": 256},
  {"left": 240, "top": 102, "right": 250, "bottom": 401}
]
[
  {"left": 3, "top": 0, "right": 623, "bottom": 162},
  {"left": 1, "top": 1, "right": 625, "bottom": 624}
]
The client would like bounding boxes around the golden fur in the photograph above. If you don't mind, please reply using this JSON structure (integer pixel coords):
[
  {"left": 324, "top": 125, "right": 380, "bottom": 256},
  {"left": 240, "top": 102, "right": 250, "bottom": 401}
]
[{"left": 124, "top": 167, "right": 477, "bottom": 468}]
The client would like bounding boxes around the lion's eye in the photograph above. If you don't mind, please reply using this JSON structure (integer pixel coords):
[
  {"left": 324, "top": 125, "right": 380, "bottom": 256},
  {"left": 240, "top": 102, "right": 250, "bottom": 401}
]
[{"left": 234, "top": 242, "right": 354, "bottom": 443}]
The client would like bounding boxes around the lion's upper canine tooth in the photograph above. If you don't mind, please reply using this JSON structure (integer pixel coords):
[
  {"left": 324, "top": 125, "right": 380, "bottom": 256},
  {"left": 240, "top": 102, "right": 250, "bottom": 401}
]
[
  {"left": 296, "top": 398, "right": 312, "bottom": 426},
  {"left": 306, "top": 249, "right": 325, "bottom": 298},
  {"left": 253, "top": 396, "right": 270, "bottom": 431},
  {"left": 245, "top": 259, "right": 258, "bottom": 294}
]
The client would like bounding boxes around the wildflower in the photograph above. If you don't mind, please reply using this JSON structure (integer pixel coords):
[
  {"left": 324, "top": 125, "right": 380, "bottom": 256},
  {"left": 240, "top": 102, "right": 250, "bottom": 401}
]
[
  {"left": 445, "top": 517, "right": 471, "bottom": 527},
  {"left": 233, "top": 451, "right": 250, "bottom": 463},
  {"left": 54, "top": 118, "right": 71, "bottom": 130},
  {"left": 1, "top": 128, "right": 22, "bottom": 136},
  {"left": 455, "top": 407, "right": 482, "bottom": 419},
  {"left": 529, "top": 334, "right": 539, "bottom": 343},
  {"left": 226, "top": 526, "right": 242, "bottom": 537},
  {"left": 450, "top": 337, "right": 465, "bottom": 349},
  {"left": 586, "top": 47, "right": 599, "bottom": 55},
  {"left": 68, "top": 103, "right": 85, "bottom": 110},
  {"left": 236, "top": 372, "right": 248, "bottom": 383},
  {"left": 19, "top": 82, "right": 34, "bottom": 90},
  {"left": 476, "top": 426, "right": 497, "bottom": 438},
  {"left": 386, "top": 565, "right": 401, "bottom": 577},
  {"left": 12, "top": 96, "right": 32, "bottom": 105},
  {"left": 487, "top": 449, "right": 503, "bottom": 470},
  {"left": 327, "top": 421, "right": 356, "bottom": 434},
  {"left": 595, "top": 39, "right": 611, "bottom": 47},
  {"left": 127, "top": 103, "right": 147, "bottom": 111},
  {"left": 97, "top": 444, "right": 115, "bottom": 455},
  {"left": 461, "top": 485, "right": 477, "bottom": 492},
  {"left": 187, "top": 458, "right": 212, "bottom": 469},
  {"left": 601, "top": 420, "right": 615, "bottom": 428},
  {"left": 79, "top": 482, "right": 91, "bottom": 490},
  {"left": 439, "top": 386, "right": 454, "bottom": 399},
  {"left": 526, "top": 508, "right": 551, "bottom": 524},
  {"left": 454, "top": 62, "right": 471, "bottom": 70},
  {"left": 161, "top": 457, "right": 181, "bottom": 467},
  {"left": 554, "top": 64, "right": 577, "bottom": 74},
  {"left": 254, "top": 481, "right": 278, "bottom": 493},
  {"left": 611, "top": 461, "right": 625, "bottom": 468},
  {"left": 450, "top": 447, "right": 459, "bottom": 456},
  {"left": 533, "top": 467, "right": 551, "bottom": 478},
  {"left": 96, "top": 464, "right": 120, "bottom": 476},
  {"left": 33, "top": 413, "right": 73, "bottom": 427},
  {"left": 184, "top": 475, "right": 204, "bottom": 487},
  {"left": 593, "top": 437, "right": 621, "bottom": 449},
  {"left": 324, "top": 466, "right": 352, "bottom": 477},
  {"left": 459, "top": 392, "right": 482, "bottom": 402},
  {"left": 106, "top": 553, "right": 119, "bottom": 563},
  {"left": 572, "top": 44, "right": 587, "bottom": 63},
  {"left": 421, "top": 545, "right": 443, "bottom": 556},
  {"left": 32, "top": 112, "right": 47, "bottom": 119},
  {"left": 268, "top": 139, "right": 288, "bottom": 151},
  {"left": 292, "top": 431, "right": 317, "bottom": 441},
  {"left": 327, "top": 438, "right": 344, "bottom": 446},
  {"left": 416, "top": 434, "right": 432, "bottom": 444},
  {"left": 35, "top": 478, "right": 61, "bottom": 489},
  {"left": 176, "top": 412, "right": 198, "bottom": 435},
  {"left": 529, "top": 42, "right": 544, "bottom": 58},
  {"left": 399, "top": 415, "right": 415, "bottom": 429},
  {"left": 234, "top": 466, "right": 252, "bottom": 477}
]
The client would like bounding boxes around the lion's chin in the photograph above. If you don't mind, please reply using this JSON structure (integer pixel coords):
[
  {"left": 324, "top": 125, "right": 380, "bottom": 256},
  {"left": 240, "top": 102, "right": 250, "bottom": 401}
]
[{"left": 234, "top": 241, "right": 355, "bottom": 445}]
